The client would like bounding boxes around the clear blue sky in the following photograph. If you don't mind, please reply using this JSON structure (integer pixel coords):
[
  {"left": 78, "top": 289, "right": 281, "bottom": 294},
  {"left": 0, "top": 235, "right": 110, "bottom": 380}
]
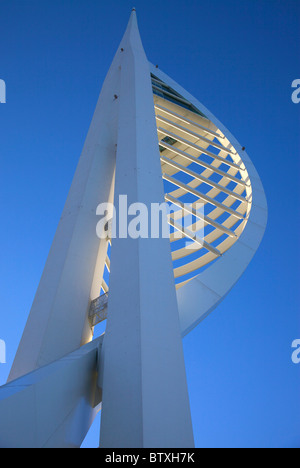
[{"left": 0, "top": 0, "right": 299, "bottom": 448}]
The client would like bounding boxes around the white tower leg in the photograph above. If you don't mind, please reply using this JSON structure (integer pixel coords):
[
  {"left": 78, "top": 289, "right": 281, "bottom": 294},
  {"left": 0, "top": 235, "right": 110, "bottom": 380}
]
[
  {"left": 99, "top": 11, "right": 194, "bottom": 448},
  {"left": 8, "top": 26, "right": 121, "bottom": 382}
]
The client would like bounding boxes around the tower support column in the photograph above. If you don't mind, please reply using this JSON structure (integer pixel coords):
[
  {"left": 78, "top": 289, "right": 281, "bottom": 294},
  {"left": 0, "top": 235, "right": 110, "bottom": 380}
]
[{"left": 100, "top": 11, "right": 194, "bottom": 448}]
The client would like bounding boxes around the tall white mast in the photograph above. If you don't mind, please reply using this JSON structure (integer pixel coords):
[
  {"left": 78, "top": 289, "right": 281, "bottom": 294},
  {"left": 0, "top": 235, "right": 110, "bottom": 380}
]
[{"left": 99, "top": 10, "right": 194, "bottom": 448}]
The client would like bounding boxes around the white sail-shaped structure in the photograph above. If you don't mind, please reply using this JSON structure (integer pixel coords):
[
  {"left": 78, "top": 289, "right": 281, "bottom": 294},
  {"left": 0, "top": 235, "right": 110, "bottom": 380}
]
[{"left": 0, "top": 11, "right": 267, "bottom": 448}]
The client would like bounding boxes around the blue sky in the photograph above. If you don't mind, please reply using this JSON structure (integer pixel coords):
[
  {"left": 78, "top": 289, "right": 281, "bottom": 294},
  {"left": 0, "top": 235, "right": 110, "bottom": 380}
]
[{"left": 0, "top": 0, "right": 299, "bottom": 448}]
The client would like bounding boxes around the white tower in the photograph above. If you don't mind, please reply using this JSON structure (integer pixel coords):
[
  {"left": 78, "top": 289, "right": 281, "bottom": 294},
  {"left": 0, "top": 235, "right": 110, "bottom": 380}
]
[{"left": 0, "top": 10, "right": 267, "bottom": 448}]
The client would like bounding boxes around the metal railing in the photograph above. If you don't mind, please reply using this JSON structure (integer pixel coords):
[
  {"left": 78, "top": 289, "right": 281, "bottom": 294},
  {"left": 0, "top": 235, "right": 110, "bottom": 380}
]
[{"left": 89, "top": 293, "right": 108, "bottom": 328}]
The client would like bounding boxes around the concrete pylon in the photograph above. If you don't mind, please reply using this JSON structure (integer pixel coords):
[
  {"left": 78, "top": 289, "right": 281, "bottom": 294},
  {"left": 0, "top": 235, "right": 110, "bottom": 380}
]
[{"left": 99, "top": 11, "right": 194, "bottom": 448}]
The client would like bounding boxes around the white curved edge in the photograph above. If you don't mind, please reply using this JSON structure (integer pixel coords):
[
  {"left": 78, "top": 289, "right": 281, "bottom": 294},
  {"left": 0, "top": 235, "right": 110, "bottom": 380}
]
[
  {"left": 149, "top": 63, "right": 268, "bottom": 337},
  {"left": 0, "top": 336, "right": 103, "bottom": 448}
]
